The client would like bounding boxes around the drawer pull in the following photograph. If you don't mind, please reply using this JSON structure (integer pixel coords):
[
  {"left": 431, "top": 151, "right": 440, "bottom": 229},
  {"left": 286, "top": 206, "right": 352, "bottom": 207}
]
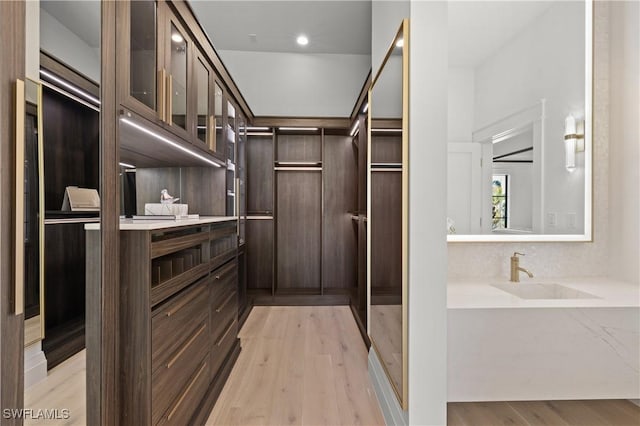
[
  {"left": 167, "top": 323, "right": 206, "bottom": 369},
  {"left": 165, "top": 287, "right": 204, "bottom": 317},
  {"left": 166, "top": 360, "right": 207, "bottom": 421},
  {"left": 214, "top": 262, "right": 235, "bottom": 281},
  {"left": 216, "top": 291, "right": 236, "bottom": 313},
  {"left": 216, "top": 320, "right": 235, "bottom": 347}
]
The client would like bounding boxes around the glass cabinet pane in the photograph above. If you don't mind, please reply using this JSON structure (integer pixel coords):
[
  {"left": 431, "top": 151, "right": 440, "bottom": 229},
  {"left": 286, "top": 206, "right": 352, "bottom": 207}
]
[
  {"left": 226, "top": 101, "right": 236, "bottom": 216},
  {"left": 214, "top": 82, "right": 223, "bottom": 153},
  {"left": 169, "top": 23, "right": 188, "bottom": 130},
  {"left": 130, "top": 0, "right": 156, "bottom": 109},
  {"left": 196, "top": 57, "right": 209, "bottom": 144}
]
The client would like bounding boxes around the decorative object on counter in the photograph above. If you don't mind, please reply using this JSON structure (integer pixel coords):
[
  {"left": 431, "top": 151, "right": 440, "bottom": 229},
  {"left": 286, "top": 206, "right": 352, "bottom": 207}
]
[
  {"left": 61, "top": 186, "right": 100, "bottom": 211},
  {"left": 145, "top": 202, "right": 189, "bottom": 217},
  {"left": 160, "top": 188, "right": 179, "bottom": 204}
]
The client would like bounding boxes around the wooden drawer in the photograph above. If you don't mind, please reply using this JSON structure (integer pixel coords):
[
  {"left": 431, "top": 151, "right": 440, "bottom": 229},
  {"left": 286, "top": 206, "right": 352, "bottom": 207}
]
[
  {"left": 211, "top": 288, "right": 237, "bottom": 343},
  {"left": 156, "top": 354, "right": 211, "bottom": 426},
  {"left": 151, "top": 277, "right": 209, "bottom": 372},
  {"left": 211, "top": 318, "right": 237, "bottom": 379},
  {"left": 210, "top": 260, "right": 237, "bottom": 298},
  {"left": 152, "top": 318, "right": 210, "bottom": 426}
]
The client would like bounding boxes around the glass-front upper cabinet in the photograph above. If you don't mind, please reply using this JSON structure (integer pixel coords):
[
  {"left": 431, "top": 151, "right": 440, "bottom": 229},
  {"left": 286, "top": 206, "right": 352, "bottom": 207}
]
[
  {"left": 165, "top": 20, "right": 189, "bottom": 133},
  {"left": 214, "top": 82, "right": 224, "bottom": 157},
  {"left": 237, "top": 114, "right": 247, "bottom": 243},
  {"left": 226, "top": 100, "right": 237, "bottom": 216},
  {"left": 124, "top": 0, "right": 158, "bottom": 117},
  {"left": 194, "top": 52, "right": 212, "bottom": 149}
]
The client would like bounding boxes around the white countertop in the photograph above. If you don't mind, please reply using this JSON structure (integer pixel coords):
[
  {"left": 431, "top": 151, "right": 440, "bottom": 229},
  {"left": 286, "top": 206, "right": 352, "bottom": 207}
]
[
  {"left": 448, "top": 276, "right": 640, "bottom": 309},
  {"left": 85, "top": 216, "right": 237, "bottom": 231}
]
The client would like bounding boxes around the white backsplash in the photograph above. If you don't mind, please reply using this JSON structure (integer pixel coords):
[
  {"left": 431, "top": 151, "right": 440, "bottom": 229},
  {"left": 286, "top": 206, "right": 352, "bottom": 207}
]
[{"left": 448, "top": 3, "right": 611, "bottom": 280}]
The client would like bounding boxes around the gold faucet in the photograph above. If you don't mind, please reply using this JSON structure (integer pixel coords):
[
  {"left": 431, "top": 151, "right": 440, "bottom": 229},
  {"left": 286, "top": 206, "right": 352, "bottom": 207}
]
[{"left": 510, "top": 252, "right": 534, "bottom": 282}]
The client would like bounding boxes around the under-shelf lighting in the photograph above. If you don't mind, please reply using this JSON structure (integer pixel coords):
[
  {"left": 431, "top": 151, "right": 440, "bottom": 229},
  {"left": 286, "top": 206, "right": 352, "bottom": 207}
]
[
  {"left": 247, "top": 127, "right": 270, "bottom": 131},
  {"left": 40, "top": 69, "right": 101, "bottom": 105},
  {"left": 121, "top": 118, "right": 222, "bottom": 167},
  {"left": 350, "top": 121, "right": 359, "bottom": 137},
  {"left": 278, "top": 127, "right": 318, "bottom": 131},
  {"left": 362, "top": 102, "right": 369, "bottom": 113},
  {"left": 119, "top": 162, "right": 135, "bottom": 169},
  {"left": 371, "top": 128, "right": 402, "bottom": 133}
]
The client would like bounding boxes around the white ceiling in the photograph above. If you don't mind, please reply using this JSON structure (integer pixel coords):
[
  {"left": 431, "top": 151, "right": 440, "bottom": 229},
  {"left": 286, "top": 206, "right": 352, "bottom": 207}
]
[
  {"left": 448, "top": 1, "right": 554, "bottom": 67},
  {"left": 40, "top": 0, "right": 101, "bottom": 48},
  {"left": 189, "top": 0, "right": 372, "bottom": 55}
]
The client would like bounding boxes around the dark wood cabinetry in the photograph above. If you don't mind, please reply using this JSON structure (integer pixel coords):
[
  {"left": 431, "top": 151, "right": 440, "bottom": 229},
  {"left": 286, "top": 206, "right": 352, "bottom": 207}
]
[
  {"left": 117, "top": 0, "right": 236, "bottom": 165},
  {"left": 99, "top": 219, "right": 240, "bottom": 426},
  {"left": 246, "top": 126, "right": 357, "bottom": 305},
  {"left": 40, "top": 73, "right": 100, "bottom": 368}
]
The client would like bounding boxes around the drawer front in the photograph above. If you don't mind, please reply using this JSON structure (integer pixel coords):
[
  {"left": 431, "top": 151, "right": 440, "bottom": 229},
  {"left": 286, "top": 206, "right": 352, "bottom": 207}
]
[
  {"left": 211, "top": 288, "right": 237, "bottom": 343},
  {"left": 211, "top": 318, "right": 237, "bottom": 380},
  {"left": 156, "top": 354, "right": 211, "bottom": 426},
  {"left": 152, "top": 278, "right": 209, "bottom": 371},
  {"left": 210, "top": 261, "right": 237, "bottom": 297},
  {"left": 152, "top": 318, "right": 210, "bottom": 426}
]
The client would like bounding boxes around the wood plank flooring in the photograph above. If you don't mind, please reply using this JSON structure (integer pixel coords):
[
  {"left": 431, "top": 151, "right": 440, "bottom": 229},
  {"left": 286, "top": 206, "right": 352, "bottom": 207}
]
[
  {"left": 448, "top": 400, "right": 640, "bottom": 426},
  {"left": 24, "top": 349, "right": 86, "bottom": 425},
  {"left": 206, "top": 306, "right": 385, "bottom": 426}
]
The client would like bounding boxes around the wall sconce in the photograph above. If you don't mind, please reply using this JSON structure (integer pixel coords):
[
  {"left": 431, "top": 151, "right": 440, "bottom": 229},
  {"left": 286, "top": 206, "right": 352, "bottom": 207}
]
[{"left": 564, "top": 114, "right": 584, "bottom": 172}]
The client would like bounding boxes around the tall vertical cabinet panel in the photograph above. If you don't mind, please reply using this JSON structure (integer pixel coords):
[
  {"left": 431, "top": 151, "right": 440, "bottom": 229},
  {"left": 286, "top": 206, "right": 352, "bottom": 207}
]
[
  {"left": 322, "top": 135, "right": 357, "bottom": 292},
  {"left": 275, "top": 131, "right": 322, "bottom": 293},
  {"left": 246, "top": 134, "right": 274, "bottom": 295},
  {"left": 276, "top": 170, "right": 322, "bottom": 291}
]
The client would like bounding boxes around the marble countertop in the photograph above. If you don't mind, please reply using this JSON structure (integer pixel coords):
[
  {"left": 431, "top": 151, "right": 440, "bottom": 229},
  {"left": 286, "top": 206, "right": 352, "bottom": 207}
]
[
  {"left": 448, "top": 276, "right": 640, "bottom": 309},
  {"left": 85, "top": 216, "right": 237, "bottom": 231}
]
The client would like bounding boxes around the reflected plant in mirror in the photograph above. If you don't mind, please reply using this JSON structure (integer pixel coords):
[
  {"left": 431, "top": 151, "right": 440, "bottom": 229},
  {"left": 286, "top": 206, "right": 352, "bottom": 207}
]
[{"left": 447, "top": 0, "right": 592, "bottom": 242}]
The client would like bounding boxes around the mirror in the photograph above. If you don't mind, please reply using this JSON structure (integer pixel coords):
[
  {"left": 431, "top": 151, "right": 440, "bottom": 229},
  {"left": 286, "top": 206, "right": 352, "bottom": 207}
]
[
  {"left": 447, "top": 0, "right": 592, "bottom": 242},
  {"left": 23, "top": 79, "right": 45, "bottom": 348},
  {"left": 368, "top": 20, "right": 408, "bottom": 409}
]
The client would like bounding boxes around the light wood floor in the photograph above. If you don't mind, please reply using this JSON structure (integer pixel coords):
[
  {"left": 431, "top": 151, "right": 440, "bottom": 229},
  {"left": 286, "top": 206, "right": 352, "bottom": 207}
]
[
  {"left": 448, "top": 400, "right": 640, "bottom": 426},
  {"left": 24, "top": 349, "right": 86, "bottom": 426},
  {"left": 206, "top": 306, "right": 385, "bottom": 426}
]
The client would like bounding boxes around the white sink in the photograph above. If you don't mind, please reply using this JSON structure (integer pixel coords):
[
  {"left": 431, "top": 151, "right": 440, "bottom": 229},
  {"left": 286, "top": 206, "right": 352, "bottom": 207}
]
[{"left": 491, "top": 283, "right": 599, "bottom": 300}]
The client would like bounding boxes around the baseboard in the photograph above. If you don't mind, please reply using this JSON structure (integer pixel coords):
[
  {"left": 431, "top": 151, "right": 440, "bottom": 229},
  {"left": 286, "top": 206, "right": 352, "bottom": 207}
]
[
  {"left": 24, "top": 341, "right": 48, "bottom": 388},
  {"left": 369, "top": 349, "right": 408, "bottom": 426},
  {"left": 251, "top": 293, "right": 350, "bottom": 306}
]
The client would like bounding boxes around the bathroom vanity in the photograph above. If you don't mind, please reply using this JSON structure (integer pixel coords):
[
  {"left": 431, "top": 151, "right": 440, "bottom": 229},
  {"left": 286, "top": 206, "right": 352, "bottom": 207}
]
[
  {"left": 447, "top": 278, "right": 640, "bottom": 401},
  {"left": 86, "top": 217, "right": 240, "bottom": 425}
]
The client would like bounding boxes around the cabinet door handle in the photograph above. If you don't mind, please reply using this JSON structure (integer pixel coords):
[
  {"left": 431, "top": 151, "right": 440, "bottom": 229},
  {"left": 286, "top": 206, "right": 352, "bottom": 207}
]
[
  {"left": 209, "top": 114, "right": 215, "bottom": 151},
  {"left": 166, "top": 74, "right": 173, "bottom": 126},
  {"left": 158, "top": 69, "right": 166, "bottom": 122},
  {"left": 14, "top": 79, "right": 25, "bottom": 315}
]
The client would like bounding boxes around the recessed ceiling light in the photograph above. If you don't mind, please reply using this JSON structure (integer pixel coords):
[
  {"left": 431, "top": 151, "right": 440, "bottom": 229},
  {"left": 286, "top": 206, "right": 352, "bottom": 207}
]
[
  {"left": 171, "top": 33, "right": 184, "bottom": 44},
  {"left": 296, "top": 35, "right": 309, "bottom": 46},
  {"left": 396, "top": 39, "right": 404, "bottom": 48}
]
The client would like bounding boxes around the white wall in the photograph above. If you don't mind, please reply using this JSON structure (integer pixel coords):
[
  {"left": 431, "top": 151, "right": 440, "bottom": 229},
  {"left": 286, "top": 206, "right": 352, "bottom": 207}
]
[
  {"left": 408, "top": 1, "right": 448, "bottom": 424},
  {"left": 218, "top": 50, "right": 369, "bottom": 117},
  {"left": 448, "top": 68, "right": 474, "bottom": 142},
  {"left": 474, "top": 1, "right": 585, "bottom": 234},
  {"left": 40, "top": 8, "right": 100, "bottom": 82},
  {"left": 609, "top": 1, "right": 640, "bottom": 284},
  {"left": 448, "top": 3, "right": 610, "bottom": 280}
]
